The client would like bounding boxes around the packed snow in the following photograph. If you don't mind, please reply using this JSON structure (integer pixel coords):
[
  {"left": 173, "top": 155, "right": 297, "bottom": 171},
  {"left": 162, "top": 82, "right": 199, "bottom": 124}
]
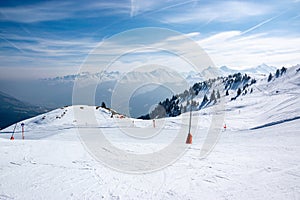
[{"left": 0, "top": 66, "right": 299, "bottom": 199}]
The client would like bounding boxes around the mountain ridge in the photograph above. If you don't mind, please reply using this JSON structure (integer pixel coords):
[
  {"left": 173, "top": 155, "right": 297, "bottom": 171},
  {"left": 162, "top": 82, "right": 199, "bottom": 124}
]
[
  {"left": 43, "top": 64, "right": 278, "bottom": 83},
  {"left": 0, "top": 91, "right": 48, "bottom": 129}
]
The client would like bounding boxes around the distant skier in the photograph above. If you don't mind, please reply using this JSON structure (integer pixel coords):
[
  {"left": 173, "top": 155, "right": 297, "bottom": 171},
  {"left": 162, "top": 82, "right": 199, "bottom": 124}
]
[{"left": 224, "top": 124, "right": 227, "bottom": 131}]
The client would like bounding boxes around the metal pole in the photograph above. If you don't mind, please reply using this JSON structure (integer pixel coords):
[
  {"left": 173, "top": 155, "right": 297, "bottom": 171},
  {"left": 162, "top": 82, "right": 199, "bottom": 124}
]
[
  {"left": 21, "top": 123, "right": 24, "bottom": 140},
  {"left": 10, "top": 123, "right": 18, "bottom": 140},
  {"left": 188, "top": 98, "right": 192, "bottom": 134},
  {"left": 186, "top": 90, "right": 193, "bottom": 144},
  {"left": 22, "top": 126, "right": 24, "bottom": 139}
]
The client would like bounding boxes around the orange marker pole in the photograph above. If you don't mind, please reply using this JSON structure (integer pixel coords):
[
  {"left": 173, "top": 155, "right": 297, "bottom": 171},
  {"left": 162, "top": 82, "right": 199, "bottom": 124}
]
[
  {"left": 10, "top": 123, "right": 17, "bottom": 140},
  {"left": 153, "top": 119, "right": 156, "bottom": 128},
  {"left": 186, "top": 133, "right": 192, "bottom": 144},
  {"left": 186, "top": 98, "right": 193, "bottom": 144}
]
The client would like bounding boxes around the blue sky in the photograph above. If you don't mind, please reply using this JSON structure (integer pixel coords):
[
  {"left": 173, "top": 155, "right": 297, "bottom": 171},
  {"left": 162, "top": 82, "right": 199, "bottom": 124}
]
[{"left": 0, "top": 0, "right": 299, "bottom": 79}]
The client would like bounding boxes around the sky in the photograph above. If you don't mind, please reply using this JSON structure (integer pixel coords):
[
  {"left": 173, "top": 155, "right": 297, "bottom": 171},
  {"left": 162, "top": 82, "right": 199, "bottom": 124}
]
[{"left": 0, "top": 0, "right": 299, "bottom": 79}]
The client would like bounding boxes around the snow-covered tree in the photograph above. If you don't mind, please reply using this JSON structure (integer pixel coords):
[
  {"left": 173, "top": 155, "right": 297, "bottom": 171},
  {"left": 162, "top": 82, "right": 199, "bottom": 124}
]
[
  {"left": 268, "top": 73, "right": 273, "bottom": 82},
  {"left": 210, "top": 90, "right": 216, "bottom": 102},
  {"left": 200, "top": 94, "right": 209, "bottom": 108},
  {"left": 101, "top": 102, "right": 107, "bottom": 108},
  {"left": 216, "top": 90, "right": 221, "bottom": 99},
  {"left": 275, "top": 69, "right": 280, "bottom": 78},
  {"left": 281, "top": 67, "right": 287, "bottom": 75},
  {"left": 237, "top": 88, "right": 242, "bottom": 96}
]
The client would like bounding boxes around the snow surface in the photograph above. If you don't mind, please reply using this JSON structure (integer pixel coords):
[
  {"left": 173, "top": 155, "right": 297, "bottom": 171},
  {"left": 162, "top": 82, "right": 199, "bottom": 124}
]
[{"left": 0, "top": 67, "right": 299, "bottom": 199}]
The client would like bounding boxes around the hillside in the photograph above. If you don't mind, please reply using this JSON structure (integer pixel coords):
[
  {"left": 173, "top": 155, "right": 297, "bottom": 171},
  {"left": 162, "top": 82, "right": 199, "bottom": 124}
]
[
  {"left": 0, "top": 66, "right": 299, "bottom": 199},
  {"left": 0, "top": 91, "right": 47, "bottom": 129},
  {"left": 140, "top": 66, "right": 297, "bottom": 120}
]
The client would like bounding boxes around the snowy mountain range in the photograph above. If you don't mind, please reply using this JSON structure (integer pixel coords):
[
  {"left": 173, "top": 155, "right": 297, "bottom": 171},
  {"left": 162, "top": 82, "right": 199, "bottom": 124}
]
[
  {"left": 220, "top": 63, "right": 277, "bottom": 75},
  {"left": 44, "top": 64, "right": 277, "bottom": 83},
  {"left": 3, "top": 65, "right": 299, "bottom": 131},
  {"left": 0, "top": 64, "right": 293, "bottom": 127}
]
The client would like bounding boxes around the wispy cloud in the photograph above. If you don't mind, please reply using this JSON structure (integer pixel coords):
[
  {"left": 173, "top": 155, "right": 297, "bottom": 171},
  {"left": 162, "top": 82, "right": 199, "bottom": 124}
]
[
  {"left": 160, "top": 1, "right": 272, "bottom": 24},
  {"left": 198, "top": 31, "right": 300, "bottom": 68},
  {"left": 78, "top": 27, "right": 300, "bottom": 74},
  {"left": 0, "top": 0, "right": 299, "bottom": 80},
  {"left": 0, "top": 1, "right": 130, "bottom": 23},
  {"left": 241, "top": 11, "right": 286, "bottom": 35},
  {"left": 0, "top": 32, "right": 100, "bottom": 78},
  {"left": 0, "top": 1, "right": 72, "bottom": 23},
  {"left": 130, "top": 0, "right": 197, "bottom": 17},
  {"left": 0, "top": 33, "right": 97, "bottom": 56},
  {"left": 1, "top": 28, "right": 300, "bottom": 79}
]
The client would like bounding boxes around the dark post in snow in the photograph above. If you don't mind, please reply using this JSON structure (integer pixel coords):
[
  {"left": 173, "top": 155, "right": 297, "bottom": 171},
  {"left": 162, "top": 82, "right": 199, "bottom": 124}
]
[
  {"left": 189, "top": 100, "right": 192, "bottom": 131},
  {"left": 186, "top": 89, "right": 194, "bottom": 144},
  {"left": 21, "top": 123, "right": 25, "bottom": 140}
]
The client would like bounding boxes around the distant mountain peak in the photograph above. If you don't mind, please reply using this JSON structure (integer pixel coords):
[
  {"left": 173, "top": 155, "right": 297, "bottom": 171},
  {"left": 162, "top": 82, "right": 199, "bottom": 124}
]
[
  {"left": 218, "top": 64, "right": 276, "bottom": 75},
  {"left": 255, "top": 63, "right": 276, "bottom": 73}
]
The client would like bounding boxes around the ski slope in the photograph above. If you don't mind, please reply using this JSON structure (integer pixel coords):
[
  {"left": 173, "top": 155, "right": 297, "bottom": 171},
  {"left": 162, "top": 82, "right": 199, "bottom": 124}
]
[{"left": 0, "top": 67, "right": 299, "bottom": 200}]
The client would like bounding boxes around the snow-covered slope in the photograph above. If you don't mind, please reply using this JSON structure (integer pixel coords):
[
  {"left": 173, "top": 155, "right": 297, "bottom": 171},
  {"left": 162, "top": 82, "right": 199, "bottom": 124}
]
[
  {"left": 225, "top": 65, "right": 300, "bottom": 130},
  {"left": 183, "top": 64, "right": 276, "bottom": 85},
  {"left": 0, "top": 66, "right": 299, "bottom": 200}
]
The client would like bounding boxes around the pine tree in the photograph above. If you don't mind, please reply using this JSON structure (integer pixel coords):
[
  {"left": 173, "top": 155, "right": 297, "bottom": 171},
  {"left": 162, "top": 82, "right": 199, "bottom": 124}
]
[
  {"left": 200, "top": 94, "right": 209, "bottom": 108},
  {"left": 101, "top": 102, "right": 107, "bottom": 108},
  {"left": 210, "top": 90, "right": 216, "bottom": 102},
  {"left": 203, "top": 94, "right": 208, "bottom": 102},
  {"left": 237, "top": 88, "right": 242, "bottom": 96},
  {"left": 281, "top": 67, "right": 287, "bottom": 75},
  {"left": 216, "top": 90, "right": 221, "bottom": 99},
  {"left": 251, "top": 79, "right": 256, "bottom": 85},
  {"left": 275, "top": 69, "right": 280, "bottom": 78},
  {"left": 268, "top": 73, "right": 273, "bottom": 82}
]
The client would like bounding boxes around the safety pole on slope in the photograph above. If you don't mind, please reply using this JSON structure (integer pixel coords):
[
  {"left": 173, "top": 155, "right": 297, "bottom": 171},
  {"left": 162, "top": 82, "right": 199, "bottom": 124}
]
[
  {"left": 186, "top": 90, "right": 193, "bottom": 144},
  {"left": 21, "top": 123, "right": 25, "bottom": 140},
  {"left": 10, "top": 123, "right": 18, "bottom": 140}
]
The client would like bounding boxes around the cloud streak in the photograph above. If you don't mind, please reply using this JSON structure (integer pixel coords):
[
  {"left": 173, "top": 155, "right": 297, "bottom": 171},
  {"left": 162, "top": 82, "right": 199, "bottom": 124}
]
[
  {"left": 130, "top": 0, "right": 197, "bottom": 17},
  {"left": 0, "top": 1, "right": 131, "bottom": 23},
  {"left": 160, "top": 1, "right": 272, "bottom": 24},
  {"left": 198, "top": 31, "right": 300, "bottom": 68},
  {"left": 0, "top": 33, "right": 98, "bottom": 56},
  {"left": 241, "top": 11, "right": 286, "bottom": 35}
]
